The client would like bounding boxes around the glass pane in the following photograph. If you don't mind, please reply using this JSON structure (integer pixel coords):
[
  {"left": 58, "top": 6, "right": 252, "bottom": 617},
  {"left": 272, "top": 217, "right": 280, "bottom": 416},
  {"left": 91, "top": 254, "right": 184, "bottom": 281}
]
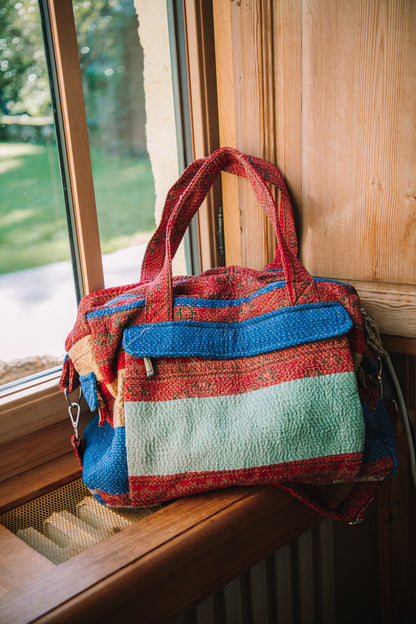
[
  {"left": 0, "top": 0, "right": 77, "bottom": 386},
  {"left": 72, "top": 0, "right": 185, "bottom": 287}
]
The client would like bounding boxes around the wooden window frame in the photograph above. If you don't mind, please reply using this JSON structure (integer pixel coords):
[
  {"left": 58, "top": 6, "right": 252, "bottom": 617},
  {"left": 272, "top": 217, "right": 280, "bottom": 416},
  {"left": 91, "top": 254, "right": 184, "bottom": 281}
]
[
  {"left": 45, "top": 0, "right": 104, "bottom": 296},
  {"left": 0, "top": 0, "right": 104, "bottom": 486}
]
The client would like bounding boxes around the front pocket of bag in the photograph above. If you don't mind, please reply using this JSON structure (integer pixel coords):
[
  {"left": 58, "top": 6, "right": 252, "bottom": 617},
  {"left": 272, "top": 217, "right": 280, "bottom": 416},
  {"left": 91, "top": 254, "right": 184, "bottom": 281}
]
[{"left": 122, "top": 334, "right": 365, "bottom": 495}]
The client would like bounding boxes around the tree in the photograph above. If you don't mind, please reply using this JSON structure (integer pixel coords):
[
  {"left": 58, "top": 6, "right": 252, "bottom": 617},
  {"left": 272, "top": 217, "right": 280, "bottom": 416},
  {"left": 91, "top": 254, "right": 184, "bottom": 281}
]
[
  {"left": 73, "top": 0, "right": 147, "bottom": 156},
  {"left": 0, "top": 0, "right": 147, "bottom": 156},
  {"left": 0, "top": 0, "right": 50, "bottom": 116}
]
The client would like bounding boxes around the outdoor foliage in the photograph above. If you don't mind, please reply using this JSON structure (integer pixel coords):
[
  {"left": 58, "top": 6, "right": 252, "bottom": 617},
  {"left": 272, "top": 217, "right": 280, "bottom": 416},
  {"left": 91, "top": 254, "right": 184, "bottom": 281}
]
[
  {"left": 0, "top": 0, "right": 50, "bottom": 117},
  {"left": 1, "top": 0, "right": 147, "bottom": 156},
  {"left": 0, "top": 0, "right": 155, "bottom": 274},
  {"left": 73, "top": 0, "right": 147, "bottom": 157}
]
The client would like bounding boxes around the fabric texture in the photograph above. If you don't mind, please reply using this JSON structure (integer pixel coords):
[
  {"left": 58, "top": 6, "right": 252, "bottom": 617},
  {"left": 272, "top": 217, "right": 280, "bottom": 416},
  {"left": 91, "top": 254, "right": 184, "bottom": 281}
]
[{"left": 60, "top": 147, "right": 397, "bottom": 522}]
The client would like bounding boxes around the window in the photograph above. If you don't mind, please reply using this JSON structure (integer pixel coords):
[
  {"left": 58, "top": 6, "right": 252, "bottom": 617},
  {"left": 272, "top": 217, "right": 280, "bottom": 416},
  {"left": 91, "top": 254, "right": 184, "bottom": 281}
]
[
  {"left": 0, "top": 0, "right": 76, "bottom": 384},
  {"left": 0, "top": 0, "right": 217, "bottom": 490},
  {"left": 0, "top": 0, "right": 189, "bottom": 390},
  {"left": 0, "top": 0, "right": 209, "bottom": 488}
]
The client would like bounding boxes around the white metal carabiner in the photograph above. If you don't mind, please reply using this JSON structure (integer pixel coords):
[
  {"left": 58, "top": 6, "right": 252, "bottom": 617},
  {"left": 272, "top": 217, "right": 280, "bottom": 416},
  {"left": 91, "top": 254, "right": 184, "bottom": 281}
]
[
  {"left": 64, "top": 388, "right": 82, "bottom": 439},
  {"left": 68, "top": 401, "right": 81, "bottom": 440}
]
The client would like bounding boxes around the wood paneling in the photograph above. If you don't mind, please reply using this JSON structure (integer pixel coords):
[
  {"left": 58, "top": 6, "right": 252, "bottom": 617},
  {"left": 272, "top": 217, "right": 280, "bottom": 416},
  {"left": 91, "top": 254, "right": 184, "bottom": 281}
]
[
  {"left": 213, "top": 0, "right": 270, "bottom": 270},
  {"left": 0, "top": 525, "right": 55, "bottom": 597},
  {"left": 299, "top": 0, "right": 416, "bottom": 337},
  {"left": 184, "top": 0, "right": 223, "bottom": 271},
  {"left": 213, "top": 0, "right": 416, "bottom": 339},
  {"left": 213, "top": 0, "right": 243, "bottom": 267},
  {"left": 300, "top": 0, "right": 416, "bottom": 288}
]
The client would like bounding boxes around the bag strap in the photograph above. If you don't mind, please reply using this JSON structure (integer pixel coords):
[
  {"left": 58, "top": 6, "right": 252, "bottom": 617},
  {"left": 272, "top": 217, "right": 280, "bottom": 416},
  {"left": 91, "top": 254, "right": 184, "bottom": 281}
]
[
  {"left": 140, "top": 149, "right": 298, "bottom": 283},
  {"left": 144, "top": 147, "right": 318, "bottom": 323},
  {"left": 140, "top": 158, "right": 204, "bottom": 283}
]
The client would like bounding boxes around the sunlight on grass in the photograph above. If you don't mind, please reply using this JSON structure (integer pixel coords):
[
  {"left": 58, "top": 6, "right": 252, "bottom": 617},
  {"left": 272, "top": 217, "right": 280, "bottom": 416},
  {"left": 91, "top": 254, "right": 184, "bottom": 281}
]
[
  {"left": 0, "top": 143, "right": 43, "bottom": 175},
  {"left": 0, "top": 158, "right": 23, "bottom": 175},
  {"left": 0, "top": 142, "right": 43, "bottom": 157},
  {"left": 0, "top": 208, "right": 37, "bottom": 228},
  {"left": 0, "top": 141, "right": 156, "bottom": 274}
]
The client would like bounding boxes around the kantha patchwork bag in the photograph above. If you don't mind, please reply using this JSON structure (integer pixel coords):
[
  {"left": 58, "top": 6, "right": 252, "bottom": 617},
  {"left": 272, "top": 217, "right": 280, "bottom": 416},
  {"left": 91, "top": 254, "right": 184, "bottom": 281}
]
[{"left": 60, "top": 147, "right": 397, "bottom": 523}]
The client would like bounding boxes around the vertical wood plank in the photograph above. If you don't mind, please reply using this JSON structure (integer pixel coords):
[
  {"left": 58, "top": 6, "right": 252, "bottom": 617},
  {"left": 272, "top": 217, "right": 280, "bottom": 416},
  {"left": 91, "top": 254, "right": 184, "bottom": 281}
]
[
  {"left": 300, "top": 0, "right": 416, "bottom": 289},
  {"left": 237, "top": 1, "right": 268, "bottom": 270},
  {"left": 259, "top": 0, "right": 277, "bottom": 264},
  {"left": 378, "top": 353, "right": 416, "bottom": 623},
  {"left": 272, "top": 0, "right": 302, "bottom": 217},
  {"left": 214, "top": 0, "right": 277, "bottom": 270},
  {"left": 213, "top": 0, "right": 242, "bottom": 266},
  {"left": 184, "top": 0, "right": 222, "bottom": 271}
]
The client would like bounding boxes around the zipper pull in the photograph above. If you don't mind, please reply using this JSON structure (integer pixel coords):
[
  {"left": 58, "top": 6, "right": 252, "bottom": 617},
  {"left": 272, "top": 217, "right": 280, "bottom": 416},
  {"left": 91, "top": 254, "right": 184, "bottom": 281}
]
[{"left": 143, "top": 356, "right": 154, "bottom": 378}]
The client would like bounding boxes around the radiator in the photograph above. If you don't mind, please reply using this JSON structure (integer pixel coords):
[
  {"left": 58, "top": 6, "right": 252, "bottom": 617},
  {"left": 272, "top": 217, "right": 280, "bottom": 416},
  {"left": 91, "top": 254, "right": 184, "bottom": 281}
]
[
  {"left": 2, "top": 483, "right": 378, "bottom": 623},
  {"left": 0, "top": 479, "right": 160, "bottom": 564},
  {"left": 175, "top": 520, "right": 336, "bottom": 624}
]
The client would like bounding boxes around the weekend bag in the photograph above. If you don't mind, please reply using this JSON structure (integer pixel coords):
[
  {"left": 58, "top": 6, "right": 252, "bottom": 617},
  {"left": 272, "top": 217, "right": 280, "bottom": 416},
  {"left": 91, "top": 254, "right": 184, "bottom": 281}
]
[{"left": 60, "top": 147, "right": 397, "bottom": 523}]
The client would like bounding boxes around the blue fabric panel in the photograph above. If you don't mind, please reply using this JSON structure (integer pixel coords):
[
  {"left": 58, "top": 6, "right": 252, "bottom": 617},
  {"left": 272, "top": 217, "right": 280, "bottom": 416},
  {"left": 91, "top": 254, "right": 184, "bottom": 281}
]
[
  {"left": 82, "top": 415, "right": 129, "bottom": 494},
  {"left": 87, "top": 298, "right": 146, "bottom": 319},
  {"left": 88, "top": 277, "right": 354, "bottom": 319},
  {"left": 79, "top": 372, "right": 99, "bottom": 412},
  {"left": 122, "top": 302, "right": 352, "bottom": 359},
  {"left": 362, "top": 400, "right": 397, "bottom": 471},
  {"left": 174, "top": 281, "right": 286, "bottom": 308},
  {"left": 91, "top": 280, "right": 287, "bottom": 317}
]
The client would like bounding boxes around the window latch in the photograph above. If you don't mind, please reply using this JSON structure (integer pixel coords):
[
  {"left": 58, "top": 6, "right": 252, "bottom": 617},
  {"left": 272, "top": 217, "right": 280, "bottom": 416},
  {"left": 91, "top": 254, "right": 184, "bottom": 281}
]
[{"left": 217, "top": 206, "right": 225, "bottom": 256}]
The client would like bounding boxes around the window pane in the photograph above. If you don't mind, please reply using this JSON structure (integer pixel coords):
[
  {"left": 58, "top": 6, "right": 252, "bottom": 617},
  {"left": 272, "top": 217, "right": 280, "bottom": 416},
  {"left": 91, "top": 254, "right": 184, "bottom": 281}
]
[
  {"left": 0, "top": 0, "right": 188, "bottom": 389},
  {"left": 72, "top": 0, "right": 185, "bottom": 287},
  {"left": 0, "top": 0, "right": 77, "bottom": 385}
]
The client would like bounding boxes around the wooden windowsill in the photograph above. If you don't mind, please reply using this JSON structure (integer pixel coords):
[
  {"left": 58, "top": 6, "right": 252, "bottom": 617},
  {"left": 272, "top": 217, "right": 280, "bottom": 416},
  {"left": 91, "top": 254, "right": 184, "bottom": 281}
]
[{"left": 0, "top": 455, "right": 319, "bottom": 623}]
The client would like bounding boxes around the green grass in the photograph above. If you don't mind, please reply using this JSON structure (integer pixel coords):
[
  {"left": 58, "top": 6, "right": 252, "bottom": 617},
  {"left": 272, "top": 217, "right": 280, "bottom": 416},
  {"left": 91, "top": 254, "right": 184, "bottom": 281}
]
[{"left": 0, "top": 142, "right": 156, "bottom": 274}]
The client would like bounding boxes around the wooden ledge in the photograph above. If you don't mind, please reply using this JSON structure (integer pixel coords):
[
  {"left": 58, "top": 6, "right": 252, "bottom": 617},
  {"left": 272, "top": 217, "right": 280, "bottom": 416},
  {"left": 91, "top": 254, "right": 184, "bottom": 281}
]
[
  {"left": 0, "top": 453, "right": 82, "bottom": 514},
  {"left": 0, "top": 482, "right": 318, "bottom": 623}
]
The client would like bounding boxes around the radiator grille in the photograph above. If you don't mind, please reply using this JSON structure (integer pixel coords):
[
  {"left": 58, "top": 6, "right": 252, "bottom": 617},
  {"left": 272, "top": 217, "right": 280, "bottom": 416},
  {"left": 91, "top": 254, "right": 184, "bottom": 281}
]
[
  {"left": 175, "top": 520, "right": 336, "bottom": 624},
  {"left": 0, "top": 479, "right": 161, "bottom": 565}
]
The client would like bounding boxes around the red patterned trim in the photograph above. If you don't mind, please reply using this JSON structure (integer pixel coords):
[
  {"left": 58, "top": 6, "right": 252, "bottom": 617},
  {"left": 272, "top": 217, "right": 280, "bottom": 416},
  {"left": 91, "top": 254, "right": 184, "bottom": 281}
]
[
  {"left": 124, "top": 336, "right": 354, "bottom": 402},
  {"left": 124, "top": 453, "right": 363, "bottom": 507}
]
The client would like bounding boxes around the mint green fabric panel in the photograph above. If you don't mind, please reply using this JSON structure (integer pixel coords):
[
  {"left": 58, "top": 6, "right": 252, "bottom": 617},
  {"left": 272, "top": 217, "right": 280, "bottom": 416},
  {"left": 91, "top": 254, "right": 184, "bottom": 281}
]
[{"left": 124, "top": 372, "right": 364, "bottom": 476}]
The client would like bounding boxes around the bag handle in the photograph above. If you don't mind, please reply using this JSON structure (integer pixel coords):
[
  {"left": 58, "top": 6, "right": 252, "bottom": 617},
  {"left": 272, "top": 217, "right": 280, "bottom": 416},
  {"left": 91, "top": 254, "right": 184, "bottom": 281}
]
[
  {"left": 145, "top": 147, "right": 318, "bottom": 323},
  {"left": 140, "top": 149, "right": 298, "bottom": 283}
]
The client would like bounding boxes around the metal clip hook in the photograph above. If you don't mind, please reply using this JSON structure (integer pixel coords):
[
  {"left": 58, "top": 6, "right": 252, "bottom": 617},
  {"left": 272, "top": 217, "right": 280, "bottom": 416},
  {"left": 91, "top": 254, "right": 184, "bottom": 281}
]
[
  {"left": 64, "top": 388, "right": 82, "bottom": 440},
  {"left": 68, "top": 402, "right": 81, "bottom": 440}
]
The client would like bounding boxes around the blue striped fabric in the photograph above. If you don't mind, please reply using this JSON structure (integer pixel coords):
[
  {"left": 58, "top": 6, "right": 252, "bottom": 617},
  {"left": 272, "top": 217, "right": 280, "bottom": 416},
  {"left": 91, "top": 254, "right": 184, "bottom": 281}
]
[{"left": 122, "top": 302, "right": 352, "bottom": 358}]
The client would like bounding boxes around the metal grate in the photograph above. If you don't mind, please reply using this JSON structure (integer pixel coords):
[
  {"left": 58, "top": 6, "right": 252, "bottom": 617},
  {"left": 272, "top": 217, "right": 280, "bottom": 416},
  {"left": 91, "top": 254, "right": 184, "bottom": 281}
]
[
  {"left": 174, "top": 520, "right": 336, "bottom": 624},
  {"left": 1, "top": 479, "right": 161, "bottom": 565}
]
